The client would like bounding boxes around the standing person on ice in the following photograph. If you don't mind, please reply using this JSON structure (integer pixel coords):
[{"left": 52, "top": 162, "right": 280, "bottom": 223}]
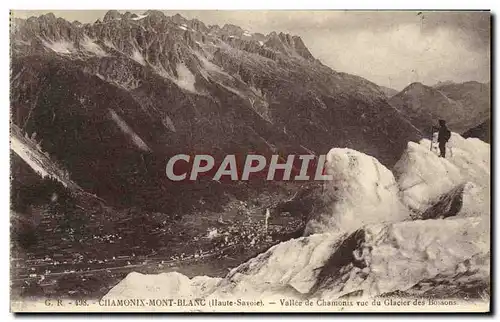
[{"left": 437, "top": 119, "right": 451, "bottom": 158}]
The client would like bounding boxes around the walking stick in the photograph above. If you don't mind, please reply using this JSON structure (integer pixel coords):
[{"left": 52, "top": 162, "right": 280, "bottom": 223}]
[{"left": 430, "top": 126, "right": 434, "bottom": 151}]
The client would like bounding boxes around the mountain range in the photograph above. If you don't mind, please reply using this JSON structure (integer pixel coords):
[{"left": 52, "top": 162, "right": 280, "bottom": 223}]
[
  {"left": 10, "top": 11, "right": 423, "bottom": 213},
  {"left": 389, "top": 81, "right": 490, "bottom": 135}
]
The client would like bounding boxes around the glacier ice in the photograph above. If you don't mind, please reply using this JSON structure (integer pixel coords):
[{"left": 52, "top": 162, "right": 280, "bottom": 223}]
[
  {"left": 305, "top": 148, "right": 409, "bottom": 235},
  {"left": 102, "top": 132, "right": 490, "bottom": 308}
]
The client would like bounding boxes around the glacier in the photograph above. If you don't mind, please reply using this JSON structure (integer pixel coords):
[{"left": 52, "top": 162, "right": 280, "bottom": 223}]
[{"left": 102, "top": 132, "right": 490, "bottom": 311}]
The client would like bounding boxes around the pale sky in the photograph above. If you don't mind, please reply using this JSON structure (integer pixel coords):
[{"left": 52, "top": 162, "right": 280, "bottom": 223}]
[{"left": 12, "top": 10, "right": 491, "bottom": 90}]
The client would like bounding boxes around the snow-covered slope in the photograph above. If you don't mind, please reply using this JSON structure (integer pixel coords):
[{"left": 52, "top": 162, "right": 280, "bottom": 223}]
[
  {"left": 10, "top": 124, "right": 80, "bottom": 190},
  {"left": 102, "top": 133, "right": 490, "bottom": 311}
]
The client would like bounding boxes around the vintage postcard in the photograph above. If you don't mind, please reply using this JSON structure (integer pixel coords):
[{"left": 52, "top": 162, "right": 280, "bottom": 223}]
[{"left": 9, "top": 10, "right": 491, "bottom": 313}]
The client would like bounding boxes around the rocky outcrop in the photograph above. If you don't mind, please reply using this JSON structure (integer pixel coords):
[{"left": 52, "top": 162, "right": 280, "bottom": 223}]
[
  {"left": 103, "top": 10, "right": 122, "bottom": 22},
  {"left": 463, "top": 119, "right": 490, "bottom": 143},
  {"left": 419, "top": 184, "right": 465, "bottom": 220}
]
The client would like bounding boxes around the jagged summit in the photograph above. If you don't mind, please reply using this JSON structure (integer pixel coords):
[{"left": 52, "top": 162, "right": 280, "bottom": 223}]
[
  {"left": 171, "top": 13, "right": 186, "bottom": 22},
  {"left": 12, "top": 11, "right": 318, "bottom": 63},
  {"left": 38, "top": 12, "right": 57, "bottom": 22},
  {"left": 103, "top": 10, "right": 122, "bottom": 22},
  {"left": 221, "top": 23, "right": 244, "bottom": 34},
  {"left": 401, "top": 82, "right": 430, "bottom": 92}
]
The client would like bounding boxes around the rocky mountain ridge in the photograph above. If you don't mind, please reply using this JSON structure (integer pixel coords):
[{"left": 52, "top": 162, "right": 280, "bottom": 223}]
[
  {"left": 389, "top": 81, "right": 490, "bottom": 135},
  {"left": 11, "top": 10, "right": 421, "bottom": 212}
]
